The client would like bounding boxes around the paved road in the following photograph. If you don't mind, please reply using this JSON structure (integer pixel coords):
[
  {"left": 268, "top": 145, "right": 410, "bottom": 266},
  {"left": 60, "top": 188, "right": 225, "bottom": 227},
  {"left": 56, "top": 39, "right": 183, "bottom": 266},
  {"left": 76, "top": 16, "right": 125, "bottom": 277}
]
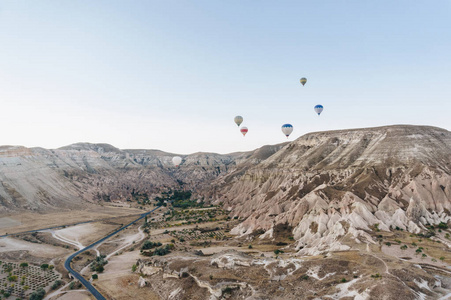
[
  {"left": 0, "top": 212, "right": 147, "bottom": 238},
  {"left": 64, "top": 207, "right": 160, "bottom": 300}
]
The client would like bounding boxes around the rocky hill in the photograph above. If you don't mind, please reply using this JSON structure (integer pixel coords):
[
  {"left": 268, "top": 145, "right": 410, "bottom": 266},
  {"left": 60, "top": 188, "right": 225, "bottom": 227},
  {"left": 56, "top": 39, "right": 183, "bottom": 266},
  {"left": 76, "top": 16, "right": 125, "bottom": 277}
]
[
  {"left": 205, "top": 125, "right": 451, "bottom": 254},
  {"left": 1, "top": 125, "right": 450, "bottom": 256},
  {"left": 0, "top": 142, "right": 286, "bottom": 212}
]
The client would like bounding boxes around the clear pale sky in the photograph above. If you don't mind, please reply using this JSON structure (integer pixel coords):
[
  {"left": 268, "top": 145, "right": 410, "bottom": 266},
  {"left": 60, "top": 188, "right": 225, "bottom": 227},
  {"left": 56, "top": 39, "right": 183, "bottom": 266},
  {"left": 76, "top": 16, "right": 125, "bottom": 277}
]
[{"left": 1, "top": 1, "right": 450, "bottom": 154}]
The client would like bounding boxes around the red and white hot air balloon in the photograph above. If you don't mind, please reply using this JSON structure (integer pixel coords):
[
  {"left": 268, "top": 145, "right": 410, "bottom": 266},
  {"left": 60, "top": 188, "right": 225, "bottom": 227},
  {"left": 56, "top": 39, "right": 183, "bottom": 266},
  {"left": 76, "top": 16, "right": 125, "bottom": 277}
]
[{"left": 240, "top": 127, "right": 248, "bottom": 137}]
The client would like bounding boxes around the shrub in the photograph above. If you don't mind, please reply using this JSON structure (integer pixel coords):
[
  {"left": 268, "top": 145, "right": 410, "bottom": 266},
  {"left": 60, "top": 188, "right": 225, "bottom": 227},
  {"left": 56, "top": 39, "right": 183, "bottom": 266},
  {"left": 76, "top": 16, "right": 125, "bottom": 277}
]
[
  {"left": 141, "top": 241, "right": 162, "bottom": 250},
  {"left": 51, "top": 280, "right": 62, "bottom": 290},
  {"left": 90, "top": 255, "right": 108, "bottom": 273},
  {"left": 341, "top": 278, "right": 347, "bottom": 283},
  {"left": 152, "top": 244, "right": 172, "bottom": 256},
  {"left": 19, "top": 262, "right": 28, "bottom": 268},
  {"left": 438, "top": 222, "right": 448, "bottom": 229},
  {"left": 385, "top": 242, "right": 391, "bottom": 247},
  {"left": 92, "top": 274, "right": 98, "bottom": 280},
  {"left": 132, "top": 264, "right": 137, "bottom": 272},
  {"left": 95, "top": 265, "right": 104, "bottom": 273},
  {"left": 29, "top": 288, "right": 45, "bottom": 300}
]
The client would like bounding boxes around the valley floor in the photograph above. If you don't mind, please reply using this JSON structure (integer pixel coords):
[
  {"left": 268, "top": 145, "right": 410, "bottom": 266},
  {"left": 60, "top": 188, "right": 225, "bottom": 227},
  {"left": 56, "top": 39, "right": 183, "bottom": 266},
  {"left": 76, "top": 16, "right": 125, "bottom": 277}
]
[{"left": 0, "top": 204, "right": 450, "bottom": 300}]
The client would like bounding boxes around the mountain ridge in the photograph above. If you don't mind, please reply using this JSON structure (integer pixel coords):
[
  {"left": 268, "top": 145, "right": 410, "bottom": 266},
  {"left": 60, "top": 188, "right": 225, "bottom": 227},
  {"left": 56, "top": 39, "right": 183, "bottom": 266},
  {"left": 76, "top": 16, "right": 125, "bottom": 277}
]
[{"left": 0, "top": 124, "right": 450, "bottom": 256}]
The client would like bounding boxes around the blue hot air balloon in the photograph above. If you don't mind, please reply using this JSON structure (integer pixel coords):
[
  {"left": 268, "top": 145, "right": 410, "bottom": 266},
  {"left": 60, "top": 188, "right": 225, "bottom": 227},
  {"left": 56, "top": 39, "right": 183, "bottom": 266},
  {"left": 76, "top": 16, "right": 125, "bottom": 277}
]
[
  {"left": 281, "top": 124, "right": 293, "bottom": 138},
  {"left": 314, "top": 105, "right": 323, "bottom": 116}
]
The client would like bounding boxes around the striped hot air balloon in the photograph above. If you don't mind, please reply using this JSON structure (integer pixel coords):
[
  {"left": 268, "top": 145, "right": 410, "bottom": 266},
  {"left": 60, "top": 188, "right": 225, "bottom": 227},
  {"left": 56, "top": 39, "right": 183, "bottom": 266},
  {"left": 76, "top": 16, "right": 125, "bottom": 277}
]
[
  {"left": 300, "top": 77, "right": 307, "bottom": 86},
  {"left": 314, "top": 104, "right": 323, "bottom": 115},
  {"left": 240, "top": 127, "right": 248, "bottom": 136},
  {"left": 281, "top": 124, "right": 293, "bottom": 138}
]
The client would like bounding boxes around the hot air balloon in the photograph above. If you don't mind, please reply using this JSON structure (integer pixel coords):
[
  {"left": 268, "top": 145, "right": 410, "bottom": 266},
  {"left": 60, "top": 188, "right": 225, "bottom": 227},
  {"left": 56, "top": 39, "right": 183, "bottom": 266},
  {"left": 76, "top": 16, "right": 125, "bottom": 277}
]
[
  {"left": 240, "top": 127, "right": 248, "bottom": 136},
  {"left": 300, "top": 77, "right": 307, "bottom": 86},
  {"left": 281, "top": 124, "right": 293, "bottom": 138},
  {"left": 172, "top": 156, "right": 182, "bottom": 167},
  {"left": 314, "top": 104, "right": 323, "bottom": 115},
  {"left": 234, "top": 116, "right": 243, "bottom": 127}
]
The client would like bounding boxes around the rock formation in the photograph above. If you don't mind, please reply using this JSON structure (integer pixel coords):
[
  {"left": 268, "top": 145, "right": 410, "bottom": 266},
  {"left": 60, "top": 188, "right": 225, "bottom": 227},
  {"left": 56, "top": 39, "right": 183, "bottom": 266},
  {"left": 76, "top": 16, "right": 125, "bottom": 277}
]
[{"left": 206, "top": 125, "right": 451, "bottom": 254}]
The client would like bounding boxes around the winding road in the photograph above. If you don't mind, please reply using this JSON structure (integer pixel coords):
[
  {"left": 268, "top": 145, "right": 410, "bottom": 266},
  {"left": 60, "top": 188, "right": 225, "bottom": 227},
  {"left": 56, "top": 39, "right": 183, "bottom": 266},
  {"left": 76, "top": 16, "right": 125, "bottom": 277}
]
[{"left": 64, "top": 207, "right": 160, "bottom": 300}]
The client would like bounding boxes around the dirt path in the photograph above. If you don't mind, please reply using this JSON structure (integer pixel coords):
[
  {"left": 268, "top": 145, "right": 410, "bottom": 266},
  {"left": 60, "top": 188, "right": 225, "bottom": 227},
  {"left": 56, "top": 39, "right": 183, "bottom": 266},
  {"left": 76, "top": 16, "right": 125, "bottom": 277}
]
[{"left": 105, "top": 226, "right": 145, "bottom": 260}]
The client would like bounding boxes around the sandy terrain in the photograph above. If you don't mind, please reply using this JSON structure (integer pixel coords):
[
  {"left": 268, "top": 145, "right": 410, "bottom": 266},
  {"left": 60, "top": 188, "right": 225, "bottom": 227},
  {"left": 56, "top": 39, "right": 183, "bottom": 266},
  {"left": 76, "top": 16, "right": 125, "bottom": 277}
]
[
  {"left": 197, "top": 246, "right": 256, "bottom": 255},
  {"left": 50, "top": 223, "right": 119, "bottom": 248},
  {"left": 0, "top": 217, "right": 21, "bottom": 229},
  {"left": 0, "top": 237, "right": 68, "bottom": 257},
  {"left": 0, "top": 206, "right": 143, "bottom": 235},
  {"left": 94, "top": 249, "right": 161, "bottom": 299},
  {"left": 381, "top": 244, "right": 449, "bottom": 268},
  {"left": 49, "top": 290, "right": 93, "bottom": 300},
  {"left": 105, "top": 227, "right": 145, "bottom": 259}
]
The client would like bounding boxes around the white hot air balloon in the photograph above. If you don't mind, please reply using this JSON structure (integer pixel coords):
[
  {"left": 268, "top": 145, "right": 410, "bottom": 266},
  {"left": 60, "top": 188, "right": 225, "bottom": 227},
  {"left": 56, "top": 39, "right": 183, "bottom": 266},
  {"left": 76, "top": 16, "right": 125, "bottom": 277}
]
[
  {"left": 281, "top": 124, "right": 293, "bottom": 138},
  {"left": 172, "top": 156, "right": 182, "bottom": 167}
]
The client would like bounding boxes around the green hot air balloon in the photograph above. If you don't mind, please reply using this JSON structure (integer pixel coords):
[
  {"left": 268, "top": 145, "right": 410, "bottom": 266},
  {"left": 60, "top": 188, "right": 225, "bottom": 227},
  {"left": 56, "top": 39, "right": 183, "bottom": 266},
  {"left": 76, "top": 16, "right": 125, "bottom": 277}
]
[
  {"left": 300, "top": 77, "right": 307, "bottom": 86},
  {"left": 234, "top": 116, "right": 243, "bottom": 127}
]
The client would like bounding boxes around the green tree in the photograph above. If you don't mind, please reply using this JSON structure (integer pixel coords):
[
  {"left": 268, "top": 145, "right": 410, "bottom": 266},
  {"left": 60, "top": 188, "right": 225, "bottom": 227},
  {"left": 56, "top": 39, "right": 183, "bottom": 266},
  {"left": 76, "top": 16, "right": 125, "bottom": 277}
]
[
  {"left": 95, "top": 265, "right": 104, "bottom": 273},
  {"left": 51, "top": 280, "right": 62, "bottom": 290},
  {"left": 19, "top": 262, "right": 28, "bottom": 268},
  {"left": 29, "top": 288, "right": 45, "bottom": 300}
]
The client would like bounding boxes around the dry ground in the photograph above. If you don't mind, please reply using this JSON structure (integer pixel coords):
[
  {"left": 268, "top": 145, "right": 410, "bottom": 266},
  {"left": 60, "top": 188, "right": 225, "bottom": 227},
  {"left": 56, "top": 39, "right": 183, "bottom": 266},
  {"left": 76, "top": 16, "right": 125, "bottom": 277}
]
[{"left": 0, "top": 205, "right": 143, "bottom": 235}]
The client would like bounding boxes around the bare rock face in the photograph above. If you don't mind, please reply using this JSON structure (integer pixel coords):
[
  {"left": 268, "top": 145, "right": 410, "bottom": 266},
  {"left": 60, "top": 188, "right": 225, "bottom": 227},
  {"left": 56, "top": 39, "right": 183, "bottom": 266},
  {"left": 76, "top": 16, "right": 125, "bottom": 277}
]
[
  {"left": 206, "top": 125, "right": 451, "bottom": 254},
  {"left": 0, "top": 141, "right": 286, "bottom": 212}
]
